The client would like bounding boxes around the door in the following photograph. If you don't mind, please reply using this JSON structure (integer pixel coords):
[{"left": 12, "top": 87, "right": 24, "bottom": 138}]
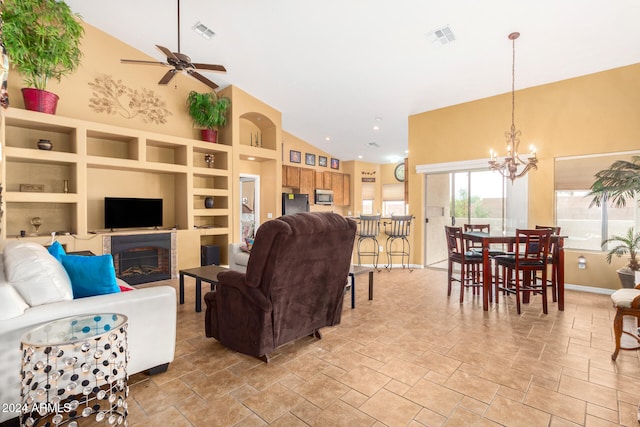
[
  {"left": 424, "top": 170, "right": 508, "bottom": 268},
  {"left": 240, "top": 174, "right": 260, "bottom": 241}
]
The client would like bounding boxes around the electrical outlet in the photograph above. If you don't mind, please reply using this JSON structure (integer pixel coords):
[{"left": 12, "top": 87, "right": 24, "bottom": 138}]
[
  {"left": 379, "top": 245, "right": 384, "bottom": 252},
  {"left": 267, "top": 212, "right": 273, "bottom": 218}
]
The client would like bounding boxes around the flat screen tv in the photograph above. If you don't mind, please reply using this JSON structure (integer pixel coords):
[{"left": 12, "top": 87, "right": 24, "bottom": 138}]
[{"left": 104, "top": 197, "right": 163, "bottom": 230}]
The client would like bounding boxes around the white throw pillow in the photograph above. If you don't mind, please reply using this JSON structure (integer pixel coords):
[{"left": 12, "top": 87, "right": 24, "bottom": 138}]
[
  {"left": 4, "top": 241, "right": 73, "bottom": 306},
  {"left": 0, "top": 283, "right": 29, "bottom": 319}
]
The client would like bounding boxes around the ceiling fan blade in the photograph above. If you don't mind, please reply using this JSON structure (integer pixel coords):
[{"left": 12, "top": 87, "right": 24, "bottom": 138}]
[
  {"left": 121, "top": 59, "right": 169, "bottom": 66},
  {"left": 188, "top": 70, "right": 219, "bottom": 90},
  {"left": 156, "top": 45, "right": 180, "bottom": 61},
  {"left": 158, "top": 70, "right": 177, "bottom": 85},
  {"left": 191, "top": 63, "right": 227, "bottom": 73}
]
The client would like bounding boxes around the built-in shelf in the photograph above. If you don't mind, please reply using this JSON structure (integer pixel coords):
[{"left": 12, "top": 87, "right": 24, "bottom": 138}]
[{"left": 1, "top": 108, "right": 231, "bottom": 243}]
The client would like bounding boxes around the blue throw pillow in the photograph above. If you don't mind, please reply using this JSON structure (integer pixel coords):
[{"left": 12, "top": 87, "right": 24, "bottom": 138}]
[
  {"left": 60, "top": 254, "right": 120, "bottom": 299},
  {"left": 47, "top": 241, "right": 66, "bottom": 261}
]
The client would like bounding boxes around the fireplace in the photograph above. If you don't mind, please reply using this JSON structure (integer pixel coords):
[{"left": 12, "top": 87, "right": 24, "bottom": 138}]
[{"left": 108, "top": 233, "right": 173, "bottom": 285}]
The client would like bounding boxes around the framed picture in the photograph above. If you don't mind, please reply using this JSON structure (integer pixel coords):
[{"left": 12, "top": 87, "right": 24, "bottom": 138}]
[
  {"left": 290, "top": 150, "right": 301, "bottom": 163},
  {"left": 305, "top": 153, "right": 316, "bottom": 166},
  {"left": 318, "top": 156, "right": 327, "bottom": 167},
  {"left": 331, "top": 158, "right": 340, "bottom": 170}
]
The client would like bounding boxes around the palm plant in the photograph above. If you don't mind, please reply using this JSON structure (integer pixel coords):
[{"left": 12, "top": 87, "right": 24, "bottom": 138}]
[
  {"left": 602, "top": 227, "right": 640, "bottom": 272},
  {"left": 588, "top": 155, "right": 640, "bottom": 208}
]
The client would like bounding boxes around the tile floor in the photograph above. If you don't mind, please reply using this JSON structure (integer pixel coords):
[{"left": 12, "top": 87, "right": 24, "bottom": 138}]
[{"left": 128, "top": 268, "right": 640, "bottom": 426}]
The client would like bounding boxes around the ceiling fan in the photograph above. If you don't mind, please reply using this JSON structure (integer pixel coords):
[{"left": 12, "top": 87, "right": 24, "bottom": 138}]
[{"left": 120, "top": 0, "right": 226, "bottom": 90}]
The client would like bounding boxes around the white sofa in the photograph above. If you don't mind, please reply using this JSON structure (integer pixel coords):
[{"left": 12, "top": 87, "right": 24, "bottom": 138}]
[
  {"left": 229, "top": 242, "right": 250, "bottom": 273},
  {"left": 0, "top": 241, "right": 176, "bottom": 423}
]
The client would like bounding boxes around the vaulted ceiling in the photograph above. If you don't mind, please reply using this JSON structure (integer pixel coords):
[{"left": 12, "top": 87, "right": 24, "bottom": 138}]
[{"left": 65, "top": 0, "right": 640, "bottom": 163}]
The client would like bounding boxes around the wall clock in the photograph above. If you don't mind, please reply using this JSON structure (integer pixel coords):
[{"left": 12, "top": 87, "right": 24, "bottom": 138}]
[{"left": 394, "top": 163, "right": 405, "bottom": 182}]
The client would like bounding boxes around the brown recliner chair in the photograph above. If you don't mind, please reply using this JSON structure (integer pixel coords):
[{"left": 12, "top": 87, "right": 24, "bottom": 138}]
[{"left": 204, "top": 212, "right": 357, "bottom": 361}]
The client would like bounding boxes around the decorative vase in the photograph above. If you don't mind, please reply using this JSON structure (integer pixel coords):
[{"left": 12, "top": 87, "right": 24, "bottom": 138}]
[
  {"left": 37, "top": 139, "right": 53, "bottom": 150},
  {"left": 63, "top": 180, "right": 69, "bottom": 194},
  {"left": 204, "top": 197, "right": 214, "bottom": 209},
  {"left": 201, "top": 129, "right": 218, "bottom": 143},
  {"left": 22, "top": 88, "right": 59, "bottom": 115}
]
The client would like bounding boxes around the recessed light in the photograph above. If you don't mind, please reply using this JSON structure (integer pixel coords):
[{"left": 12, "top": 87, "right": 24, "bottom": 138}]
[
  {"left": 373, "top": 125, "right": 380, "bottom": 131},
  {"left": 325, "top": 136, "right": 331, "bottom": 141},
  {"left": 374, "top": 116, "right": 382, "bottom": 122},
  {"left": 247, "top": 157, "right": 255, "bottom": 161},
  {"left": 193, "top": 22, "right": 215, "bottom": 39},
  {"left": 357, "top": 155, "right": 363, "bottom": 159}
]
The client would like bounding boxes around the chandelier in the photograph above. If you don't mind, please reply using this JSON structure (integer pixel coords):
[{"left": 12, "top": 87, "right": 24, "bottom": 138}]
[{"left": 489, "top": 32, "right": 538, "bottom": 181}]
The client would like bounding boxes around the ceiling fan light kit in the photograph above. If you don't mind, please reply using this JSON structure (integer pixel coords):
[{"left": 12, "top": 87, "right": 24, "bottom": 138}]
[{"left": 120, "top": 0, "right": 226, "bottom": 90}]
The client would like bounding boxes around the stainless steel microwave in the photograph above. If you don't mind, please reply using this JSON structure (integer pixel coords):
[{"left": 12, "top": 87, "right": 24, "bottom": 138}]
[{"left": 314, "top": 189, "right": 334, "bottom": 205}]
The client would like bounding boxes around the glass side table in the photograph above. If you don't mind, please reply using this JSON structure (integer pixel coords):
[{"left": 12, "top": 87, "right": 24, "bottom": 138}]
[{"left": 20, "top": 313, "right": 129, "bottom": 426}]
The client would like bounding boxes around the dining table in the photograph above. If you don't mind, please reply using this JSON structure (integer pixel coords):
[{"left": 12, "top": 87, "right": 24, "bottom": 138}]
[{"left": 463, "top": 231, "right": 566, "bottom": 312}]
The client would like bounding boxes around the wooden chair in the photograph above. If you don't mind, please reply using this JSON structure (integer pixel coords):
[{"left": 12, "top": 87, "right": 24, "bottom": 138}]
[
  {"left": 610, "top": 286, "right": 640, "bottom": 361},
  {"left": 464, "top": 224, "right": 505, "bottom": 298},
  {"left": 445, "top": 226, "right": 484, "bottom": 303},
  {"left": 535, "top": 225, "right": 561, "bottom": 302},
  {"left": 493, "top": 228, "right": 552, "bottom": 314}
]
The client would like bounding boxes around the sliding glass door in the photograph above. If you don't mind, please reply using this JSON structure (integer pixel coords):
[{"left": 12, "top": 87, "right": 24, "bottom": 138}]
[{"left": 424, "top": 170, "right": 506, "bottom": 268}]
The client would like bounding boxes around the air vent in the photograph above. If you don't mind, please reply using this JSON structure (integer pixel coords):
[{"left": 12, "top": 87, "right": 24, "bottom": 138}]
[
  {"left": 193, "top": 22, "right": 215, "bottom": 39},
  {"left": 427, "top": 25, "right": 456, "bottom": 46},
  {"left": 367, "top": 142, "right": 380, "bottom": 148}
]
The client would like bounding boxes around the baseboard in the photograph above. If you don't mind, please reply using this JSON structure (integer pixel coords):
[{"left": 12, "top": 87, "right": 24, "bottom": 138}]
[{"left": 564, "top": 283, "right": 616, "bottom": 295}]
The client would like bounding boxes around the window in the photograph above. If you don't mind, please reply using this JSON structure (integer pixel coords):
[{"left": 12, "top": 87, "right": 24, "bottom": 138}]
[
  {"left": 555, "top": 152, "right": 640, "bottom": 250},
  {"left": 382, "top": 183, "right": 406, "bottom": 216},
  {"left": 361, "top": 183, "right": 375, "bottom": 215}
]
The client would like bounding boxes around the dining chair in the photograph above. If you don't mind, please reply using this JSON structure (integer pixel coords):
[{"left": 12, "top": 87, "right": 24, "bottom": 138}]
[
  {"left": 356, "top": 214, "right": 381, "bottom": 270},
  {"left": 535, "top": 225, "right": 561, "bottom": 302},
  {"left": 493, "top": 228, "right": 553, "bottom": 314},
  {"left": 463, "top": 224, "right": 506, "bottom": 294},
  {"left": 445, "top": 226, "right": 484, "bottom": 303}
]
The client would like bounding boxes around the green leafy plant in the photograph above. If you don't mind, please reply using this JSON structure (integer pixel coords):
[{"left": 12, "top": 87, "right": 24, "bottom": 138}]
[
  {"left": 2, "top": 0, "right": 84, "bottom": 90},
  {"left": 588, "top": 155, "right": 640, "bottom": 208},
  {"left": 602, "top": 227, "right": 640, "bottom": 272},
  {"left": 186, "top": 91, "right": 231, "bottom": 130}
]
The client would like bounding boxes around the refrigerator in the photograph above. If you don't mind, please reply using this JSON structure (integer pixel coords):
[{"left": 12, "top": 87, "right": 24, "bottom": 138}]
[{"left": 282, "top": 193, "right": 310, "bottom": 215}]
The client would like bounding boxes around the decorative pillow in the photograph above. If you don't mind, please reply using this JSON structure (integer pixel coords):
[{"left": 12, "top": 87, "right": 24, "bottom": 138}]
[
  {"left": 4, "top": 241, "right": 73, "bottom": 306},
  {"left": 0, "top": 283, "right": 29, "bottom": 319},
  {"left": 60, "top": 254, "right": 120, "bottom": 299},
  {"left": 47, "top": 241, "right": 66, "bottom": 260},
  {"left": 244, "top": 237, "right": 255, "bottom": 251},
  {"left": 117, "top": 278, "right": 134, "bottom": 292}
]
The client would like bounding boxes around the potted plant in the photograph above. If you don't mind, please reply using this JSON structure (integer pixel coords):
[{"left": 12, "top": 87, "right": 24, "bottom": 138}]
[
  {"left": 601, "top": 227, "right": 640, "bottom": 288},
  {"left": 186, "top": 90, "right": 231, "bottom": 143},
  {"left": 589, "top": 155, "right": 640, "bottom": 287},
  {"left": 2, "top": 0, "right": 84, "bottom": 114}
]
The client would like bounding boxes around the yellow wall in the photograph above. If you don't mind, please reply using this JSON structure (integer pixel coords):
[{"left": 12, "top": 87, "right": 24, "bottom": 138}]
[{"left": 408, "top": 63, "right": 640, "bottom": 289}]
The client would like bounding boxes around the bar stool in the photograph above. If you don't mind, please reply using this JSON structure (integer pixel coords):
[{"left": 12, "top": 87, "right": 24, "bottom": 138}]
[
  {"left": 383, "top": 215, "right": 413, "bottom": 271},
  {"left": 356, "top": 215, "right": 381, "bottom": 270}
]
